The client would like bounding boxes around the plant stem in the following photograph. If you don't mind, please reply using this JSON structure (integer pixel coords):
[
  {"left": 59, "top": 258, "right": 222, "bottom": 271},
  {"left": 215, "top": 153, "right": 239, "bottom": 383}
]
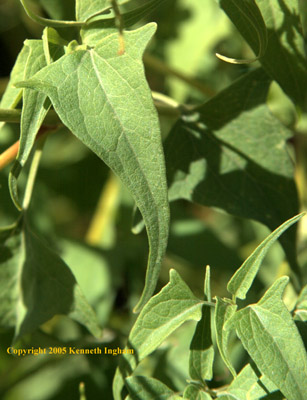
[
  {"left": 0, "top": 127, "right": 54, "bottom": 171},
  {"left": 144, "top": 53, "right": 215, "bottom": 97},
  {"left": 22, "top": 135, "right": 46, "bottom": 210},
  {"left": 86, "top": 172, "right": 120, "bottom": 247},
  {"left": 0, "top": 108, "right": 61, "bottom": 125}
]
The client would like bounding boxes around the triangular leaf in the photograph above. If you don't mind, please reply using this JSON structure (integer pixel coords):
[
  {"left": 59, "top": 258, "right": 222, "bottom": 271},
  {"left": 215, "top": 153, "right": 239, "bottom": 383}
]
[{"left": 16, "top": 24, "right": 170, "bottom": 312}]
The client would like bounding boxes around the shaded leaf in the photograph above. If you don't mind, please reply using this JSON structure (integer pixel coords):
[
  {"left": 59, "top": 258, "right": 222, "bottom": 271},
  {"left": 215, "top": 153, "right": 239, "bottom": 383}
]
[
  {"left": 227, "top": 213, "right": 304, "bottom": 300},
  {"left": 189, "top": 266, "right": 214, "bottom": 382},
  {"left": 9, "top": 40, "right": 51, "bottom": 210},
  {"left": 219, "top": 0, "right": 307, "bottom": 106},
  {"left": 164, "top": 68, "right": 299, "bottom": 275},
  {"left": 125, "top": 376, "right": 177, "bottom": 400},
  {"left": 113, "top": 269, "right": 204, "bottom": 399},
  {"left": 214, "top": 297, "right": 237, "bottom": 377},
  {"left": 227, "top": 277, "right": 307, "bottom": 400},
  {"left": 299, "top": 0, "right": 307, "bottom": 45},
  {"left": 217, "top": 0, "right": 267, "bottom": 64},
  {"left": 0, "top": 221, "right": 101, "bottom": 341},
  {"left": 17, "top": 24, "right": 170, "bottom": 312}
]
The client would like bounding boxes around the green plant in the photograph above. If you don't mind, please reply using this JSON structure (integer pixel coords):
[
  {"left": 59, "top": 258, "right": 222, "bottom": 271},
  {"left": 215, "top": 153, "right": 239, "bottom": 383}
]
[{"left": 0, "top": 0, "right": 306, "bottom": 399}]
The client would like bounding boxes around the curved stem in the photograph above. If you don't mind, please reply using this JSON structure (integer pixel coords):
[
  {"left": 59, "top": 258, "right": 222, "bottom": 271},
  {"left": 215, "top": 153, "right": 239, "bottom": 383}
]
[
  {"left": 0, "top": 108, "right": 61, "bottom": 125},
  {"left": 22, "top": 135, "right": 46, "bottom": 211},
  {"left": 20, "top": 0, "right": 84, "bottom": 27}
]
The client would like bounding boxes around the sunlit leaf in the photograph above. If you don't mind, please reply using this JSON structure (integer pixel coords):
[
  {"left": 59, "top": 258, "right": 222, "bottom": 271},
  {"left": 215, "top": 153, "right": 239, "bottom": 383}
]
[
  {"left": 17, "top": 24, "right": 170, "bottom": 312},
  {"left": 227, "top": 213, "right": 304, "bottom": 300}
]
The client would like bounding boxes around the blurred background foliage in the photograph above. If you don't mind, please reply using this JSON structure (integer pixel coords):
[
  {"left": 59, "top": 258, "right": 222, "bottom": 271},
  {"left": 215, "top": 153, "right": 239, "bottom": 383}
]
[{"left": 0, "top": 0, "right": 306, "bottom": 398}]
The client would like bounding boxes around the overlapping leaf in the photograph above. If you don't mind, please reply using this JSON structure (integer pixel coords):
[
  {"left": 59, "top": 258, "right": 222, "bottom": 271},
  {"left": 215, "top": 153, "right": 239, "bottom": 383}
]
[
  {"left": 219, "top": 0, "right": 307, "bottom": 107},
  {"left": 0, "top": 222, "right": 101, "bottom": 341},
  {"left": 164, "top": 68, "right": 299, "bottom": 274},
  {"left": 17, "top": 24, "right": 170, "bottom": 312},
  {"left": 227, "top": 277, "right": 307, "bottom": 400},
  {"left": 217, "top": 0, "right": 267, "bottom": 64}
]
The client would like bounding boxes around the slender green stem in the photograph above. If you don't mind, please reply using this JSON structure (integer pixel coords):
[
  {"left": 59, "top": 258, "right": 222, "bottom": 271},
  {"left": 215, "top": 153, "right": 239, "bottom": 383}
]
[
  {"left": 22, "top": 136, "right": 46, "bottom": 211},
  {"left": 144, "top": 53, "right": 215, "bottom": 97},
  {"left": 0, "top": 108, "right": 61, "bottom": 125}
]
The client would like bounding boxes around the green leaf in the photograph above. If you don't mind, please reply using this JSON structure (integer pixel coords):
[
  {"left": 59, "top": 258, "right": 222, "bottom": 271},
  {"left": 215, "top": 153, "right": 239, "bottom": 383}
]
[
  {"left": 214, "top": 297, "right": 237, "bottom": 377},
  {"left": 125, "top": 376, "right": 177, "bottom": 400},
  {"left": 38, "top": 0, "right": 75, "bottom": 20},
  {"left": 227, "top": 277, "right": 307, "bottom": 400},
  {"left": 9, "top": 40, "right": 51, "bottom": 210},
  {"left": 220, "top": 363, "right": 282, "bottom": 399},
  {"left": 17, "top": 24, "right": 170, "bottom": 312},
  {"left": 164, "top": 68, "right": 299, "bottom": 275},
  {"left": 227, "top": 213, "right": 304, "bottom": 300},
  {"left": 189, "top": 266, "right": 214, "bottom": 382},
  {"left": 113, "top": 269, "right": 204, "bottom": 399},
  {"left": 217, "top": 0, "right": 268, "bottom": 64},
  {"left": 219, "top": 0, "right": 307, "bottom": 106},
  {"left": 183, "top": 385, "right": 212, "bottom": 400},
  {"left": 0, "top": 221, "right": 101, "bottom": 340}
]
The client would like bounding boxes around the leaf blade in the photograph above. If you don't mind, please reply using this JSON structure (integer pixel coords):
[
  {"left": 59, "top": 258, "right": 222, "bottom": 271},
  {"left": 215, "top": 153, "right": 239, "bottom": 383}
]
[
  {"left": 228, "top": 277, "right": 307, "bottom": 400},
  {"left": 227, "top": 213, "right": 304, "bottom": 300},
  {"left": 17, "top": 24, "right": 170, "bottom": 312}
]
